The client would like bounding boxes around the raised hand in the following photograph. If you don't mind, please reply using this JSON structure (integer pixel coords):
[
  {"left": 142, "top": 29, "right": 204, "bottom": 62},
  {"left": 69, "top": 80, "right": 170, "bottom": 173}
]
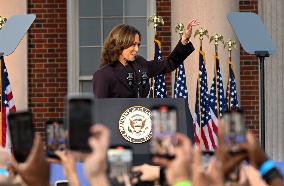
[
  {"left": 84, "top": 124, "right": 110, "bottom": 186},
  {"left": 181, "top": 19, "right": 200, "bottom": 45},
  {"left": 10, "top": 134, "right": 50, "bottom": 186},
  {"left": 131, "top": 164, "right": 160, "bottom": 184},
  {"left": 153, "top": 133, "right": 193, "bottom": 185},
  {"left": 192, "top": 146, "right": 224, "bottom": 186},
  {"left": 54, "top": 150, "right": 80, "bottom": 186}
]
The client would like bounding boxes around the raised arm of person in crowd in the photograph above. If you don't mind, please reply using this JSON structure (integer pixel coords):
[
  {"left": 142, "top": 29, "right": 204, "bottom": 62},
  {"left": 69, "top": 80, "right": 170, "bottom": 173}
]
[
  {"left": 216, "top": 122, "right": 248, "bottom": 180},
  {"left": 192, "top": 146, "right": 224, "bottom": 186},
  {"left": 10, "top": 133, "right": 50, "bottom": 186},
  {"left": 218, "top": 119, "right": 283, "bottom": 186},
  {"left": 84, "top": 124, "right": 110, "bottom": 186},
  {"left": 131, "top": 164, "right": 160, "bottom": 185},
  {"left": 0, "top": 148, "right": 22, "bottom": 186},
  {"left": 192, "top": 121, "right": 248, "bottom": 186},
  {"left": 241, "top": 164, "right": 268, "bottom": 186},
  {"left": 242, "top": 132, "right": 284, "bottom": 186},
  {"left": 153, "top": 133, "right": 193, "bottom": 186},
  {"left": 54, "top": 150, "right": 80, "bottom": 186}
]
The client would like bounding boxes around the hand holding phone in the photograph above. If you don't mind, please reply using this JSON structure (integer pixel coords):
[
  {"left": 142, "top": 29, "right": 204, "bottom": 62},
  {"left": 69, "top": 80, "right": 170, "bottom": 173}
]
[
  {"left": 150, "top": 105, "right": 177, "bottom": 159},
  {"left": 107, "top": 145, "right": 133, "bottom": 184},
  {"left": 45, "top": 119, "right": 66, "bottom": 159},
  {"left": 221, "top": 110, "right": 246, "bottom": 146},
  {"left": 202, "top": 151, "right": 214, "bottom": 169}
]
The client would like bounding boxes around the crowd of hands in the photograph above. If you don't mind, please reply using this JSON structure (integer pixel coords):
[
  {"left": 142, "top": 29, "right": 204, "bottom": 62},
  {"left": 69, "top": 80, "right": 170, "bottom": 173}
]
[{"left": 0, "top": 122, "right": 283, "bottom": 186}]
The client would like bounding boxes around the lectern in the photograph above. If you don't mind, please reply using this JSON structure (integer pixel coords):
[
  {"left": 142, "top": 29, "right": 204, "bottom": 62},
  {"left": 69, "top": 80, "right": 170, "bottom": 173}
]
[{"left": 93, "top": 98, "right": 194, "bottom": 165}]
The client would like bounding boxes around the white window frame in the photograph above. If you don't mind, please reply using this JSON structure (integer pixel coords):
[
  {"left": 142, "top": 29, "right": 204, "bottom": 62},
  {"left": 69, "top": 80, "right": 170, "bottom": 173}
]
[{"left": 67, "top": 0, "right": 156, "bottom": 93}]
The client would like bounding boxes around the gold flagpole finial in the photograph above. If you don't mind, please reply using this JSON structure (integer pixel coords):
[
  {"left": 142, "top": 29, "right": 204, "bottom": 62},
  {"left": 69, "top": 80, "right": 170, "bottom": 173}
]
[
  {"left": 175, "top": 22, "right": 184, "bottom": 39},
  {"left": 194, "top": 27, "right": 209, "bottom": 50},
  {"left": 224, "top": 39, "right": 237, "bottom": 59},
  {"left": 210, "top": 34, "right": 224, "bottom": 55},
  {"left": 148, "top": 14, "right": 164, "bottom": 34},
  {"left": 0, "top": 16, "right": 7, "bottom": 29}
]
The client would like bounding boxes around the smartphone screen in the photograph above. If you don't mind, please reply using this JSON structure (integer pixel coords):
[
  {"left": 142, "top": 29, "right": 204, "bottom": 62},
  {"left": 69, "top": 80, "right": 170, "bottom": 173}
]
[
  {"left": 8, "top": 111, "right": 34, "bottom": 162},
  {"left": 150, "top": 105, "right": 177, "bottom": 159},
  {"left": 202, "top": 151, "right": 214, "bottom": 169},
  {"left": 45, "top": 119, "right": 66, "bottom": 159},
  {"left": 221, "top": 110, "right": 246, "bottom": 146},
  {"left": 107, "top": 146, "right": 133, "bottom": 183},
  {"left": 66, "top": 96, "right": 93, "bottom": 152}
]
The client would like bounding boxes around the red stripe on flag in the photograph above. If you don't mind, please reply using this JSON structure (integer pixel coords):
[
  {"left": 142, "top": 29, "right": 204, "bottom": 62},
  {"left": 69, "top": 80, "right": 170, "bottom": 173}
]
[
  {"left": 207, "top": 124, "right": 217, "bottom": 150},
  {"left": 1, "top": 107, "right": 6, "bottom": 147},
  {"left": 10, "top": 106, "right": 16, "bottom": 112},
  {"left": 194, "top": 124, "right": 200, "bottom": 144},
  {"left": 201, "top": 128, "right": 209, "bottom": 150},
  {"left": 211, "top": 120, "right": 218, "bottom": 136},
  {"left": 7, "top": 92, "right": 13, "bottom": 101}
]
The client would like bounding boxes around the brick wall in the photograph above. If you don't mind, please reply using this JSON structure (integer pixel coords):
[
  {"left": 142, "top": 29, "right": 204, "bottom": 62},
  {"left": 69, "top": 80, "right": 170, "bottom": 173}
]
[
  {"left": 239, "top": 0, "right": 259, "bottom": 139},
  {"left": 27, "top": 0, "right": 67, "bottom": 134},
  {"left": 156, "top": 0, "right": 172, "bottom": 96}
]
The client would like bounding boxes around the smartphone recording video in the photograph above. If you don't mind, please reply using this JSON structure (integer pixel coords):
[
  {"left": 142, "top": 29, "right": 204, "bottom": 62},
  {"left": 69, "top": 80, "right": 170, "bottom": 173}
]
[
  {"left": 45, "top": 119, "right": 66, "bottom": 159},
  {"left": 107, "top": 146, "right": 133, "bottom": 184},
  {"left": 66, "top": 95, "right": 93, "bottom": 152},
  {"left": 221, "top": 110, "right": 246, "bottom": 146},
  {"left": 8, "top": 111, "right": 34, "bottom": 162},
  {"left": 202, "top": 151, "right": 214, "bottom": 169},
  {"left": 150, "top": 105, "right": 177, "bottom": 159}
]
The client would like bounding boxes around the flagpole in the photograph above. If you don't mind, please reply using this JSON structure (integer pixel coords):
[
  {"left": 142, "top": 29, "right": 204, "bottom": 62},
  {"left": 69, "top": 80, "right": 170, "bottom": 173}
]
[
  {"left": 225, "top": 40, "right": 237, "bottom": 111},
  {"left": 214, "top": 55, "right": 220, "bottom": 118},
  {"left": 148, "top": 14, "right": 164, "bottom": 98},
  {"left": 210, "top": 34, "right": 224, "bottom": 118},
  {"left": 227, "top": 60, "right": 232, "bottom": 110},
  {"left": 0, "top": 15, "right": 5, "bottom": 146},
  {"left": 194, "top": 28, "right": 209, "bottom": 149},
  {"left": 198, "top": 51, "right": 202, "bottom": 147},
  {"left": 0, "top": 55, "right": 3, "bottom": 146}
]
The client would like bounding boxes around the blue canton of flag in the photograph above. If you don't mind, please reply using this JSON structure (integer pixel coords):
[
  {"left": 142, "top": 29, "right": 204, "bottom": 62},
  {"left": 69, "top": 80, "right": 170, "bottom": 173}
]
[
  {"left": 208, "top": 55, "right": 227, "bottom": 149},
  {"left": 174, "top": 64, "right": 188, "bottom": 99},
  {"left": 149, "top": 39, "right": 167, "bottom": 98},
  {"left": 226, "top": 60, "right": 239, "bottom": 110},
  {"left": 194, "top": 51, "right": 215, "bottom": 151}
]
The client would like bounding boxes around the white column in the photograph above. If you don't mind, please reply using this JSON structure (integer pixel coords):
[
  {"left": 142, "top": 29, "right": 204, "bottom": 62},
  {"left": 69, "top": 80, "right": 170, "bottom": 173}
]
[{"left": 259, "top": 0, "right": 284, "bottom": 161}]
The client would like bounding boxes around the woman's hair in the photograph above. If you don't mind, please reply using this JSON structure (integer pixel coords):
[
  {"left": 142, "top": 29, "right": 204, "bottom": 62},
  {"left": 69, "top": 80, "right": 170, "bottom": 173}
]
[{"left": 101, "top": 24, "right": 141, "bottom": 66}]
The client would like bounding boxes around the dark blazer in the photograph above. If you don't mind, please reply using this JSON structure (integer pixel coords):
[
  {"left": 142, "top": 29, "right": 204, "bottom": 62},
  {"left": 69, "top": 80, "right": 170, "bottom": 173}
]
[{"left": 93, "top": 40, "right": 195, "bottom": 98}]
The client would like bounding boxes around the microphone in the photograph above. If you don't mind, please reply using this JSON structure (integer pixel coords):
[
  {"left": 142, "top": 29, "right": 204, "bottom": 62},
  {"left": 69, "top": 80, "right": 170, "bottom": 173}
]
[
  {"left": 127, "top": 72, "right": 134, "bottom": 88},
  {"left": 141, "top": 72, "right": 148, "bottom": 88}
]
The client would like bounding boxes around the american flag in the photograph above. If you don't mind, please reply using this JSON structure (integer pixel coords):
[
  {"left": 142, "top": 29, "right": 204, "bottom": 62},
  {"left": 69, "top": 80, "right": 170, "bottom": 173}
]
[
  {"left": 149, "top": 39, "right": 167, "bottom": 98},
  {"left": 226, "top": 59, "right": 239, "bottom": 110},
  {"left": 173, "top": 63, "right": 188, "bottom": 99},
  {"left": 194, "top": 51, "right": 216, "bottom": 151},
  {"left": 0, "top": 57, "right": 16, "bottom": 148},
  {"left": 208, "top": 55, "right": 227, "bottom": 149}
]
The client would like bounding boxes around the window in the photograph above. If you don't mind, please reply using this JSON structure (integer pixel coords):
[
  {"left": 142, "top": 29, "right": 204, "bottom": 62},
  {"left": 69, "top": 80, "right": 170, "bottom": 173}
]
[{"left": 68, "top": 0, "right": 155, "bottom": 93}]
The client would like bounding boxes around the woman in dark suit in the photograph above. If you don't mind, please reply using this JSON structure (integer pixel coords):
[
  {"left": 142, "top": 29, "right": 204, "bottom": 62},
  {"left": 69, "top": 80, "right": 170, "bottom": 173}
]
[{"left": 93, "top": 19, "right": 199, "bottom": 98}]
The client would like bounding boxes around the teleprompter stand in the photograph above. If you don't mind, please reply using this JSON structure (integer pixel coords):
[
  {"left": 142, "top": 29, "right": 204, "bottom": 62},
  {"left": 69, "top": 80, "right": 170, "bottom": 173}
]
[{"left": 228, "top": 12, "right": 276, "bottom": 150}]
